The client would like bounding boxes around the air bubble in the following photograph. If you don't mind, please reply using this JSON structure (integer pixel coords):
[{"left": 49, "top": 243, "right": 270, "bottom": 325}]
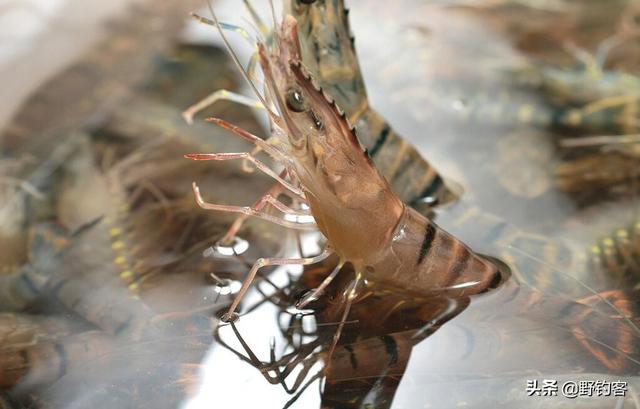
[
  {"left": 220, "top": 311, "right": 240, "bottom": 323},
  {"left": 203, "top": 237, "right": 249, "bottom": 257},
  {"left": 284, "top": 213, "right": 316, "bottom": 223},
  {"left": 208, "top": 272, "right": 242, "bottom": 295},
  {"left": 452, "top": 98, "right": 469, "bottom": 112},
  {"left": 420, "top": 195, "right": 438, "bottom": 205},
  {"left": 286, "top": 304, "right": 315, "bottom": 315}
]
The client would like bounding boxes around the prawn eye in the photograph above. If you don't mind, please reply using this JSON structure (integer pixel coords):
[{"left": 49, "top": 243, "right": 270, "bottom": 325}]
[
  {"left": 286, "top": 88, "right": 306, "bottom": 112},
  {"left": 299, "top": 0, "right": 317, "bottom": 4}
]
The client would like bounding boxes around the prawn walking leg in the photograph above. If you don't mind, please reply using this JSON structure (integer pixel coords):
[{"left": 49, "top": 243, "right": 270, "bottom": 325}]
[
  {"left": 222, "top": 249, "right": 333, "bottom": 322},
  {"left": 199, "top": 118, "right": 313, "bottom": 241},
  {"left": 182, "top": 89, "right": 264, "bottom": 124},
  {"left": 207, "top": 117, "right": 287, "bottom": 161},
  {"left": 220, "top": 174, "right": 310, "bottom": 245},
  {"left": 191, "top": 182, "right": 314, "bottom": 230},
  {"left": 243, "top": 145, "right": 263, "bottom": 173},
  {"left": 185, "top": 152, "right": 300, "bottom": 195}
]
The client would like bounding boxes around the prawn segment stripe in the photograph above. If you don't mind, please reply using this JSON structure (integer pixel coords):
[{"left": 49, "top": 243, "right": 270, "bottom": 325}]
[{"left": 417, "top": 223, "right": 436, "bottom": 266}]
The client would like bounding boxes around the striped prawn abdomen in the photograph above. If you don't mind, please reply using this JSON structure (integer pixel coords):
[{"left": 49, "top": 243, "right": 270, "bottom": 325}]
[{"left": 369, "top": 207, "right": 500, "bottom": 297}]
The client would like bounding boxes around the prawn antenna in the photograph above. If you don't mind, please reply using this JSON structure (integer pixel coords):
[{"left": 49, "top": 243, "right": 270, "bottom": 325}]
[
  {"left": 202, "top": 1, "right": 278, "bottom": 119},
  {"left": 242, "top": 0, "right": 269, "bottom": 37},
  {"left": 509, "top": 244, "right": 640, "bottom": 339},
  {"left": 268, "top": 0, "right": 280, "bottom": 52}
]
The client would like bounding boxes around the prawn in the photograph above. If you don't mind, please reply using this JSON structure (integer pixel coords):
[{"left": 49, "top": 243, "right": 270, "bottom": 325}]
[{"left": 186, "top": 9, "right": 503, "bottom": 324}]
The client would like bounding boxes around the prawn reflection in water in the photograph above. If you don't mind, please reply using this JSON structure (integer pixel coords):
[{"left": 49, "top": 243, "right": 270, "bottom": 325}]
[{"left": 185, "top": 254, "right": 639, "bottom": 409}]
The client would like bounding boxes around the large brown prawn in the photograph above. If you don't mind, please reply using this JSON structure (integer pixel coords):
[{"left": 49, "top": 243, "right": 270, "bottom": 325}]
[{"left": 187, "top": 10, "right": 502, "bottom": 323}]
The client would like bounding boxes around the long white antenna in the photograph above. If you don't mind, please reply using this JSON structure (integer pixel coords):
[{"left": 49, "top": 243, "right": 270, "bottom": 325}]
[
  {"left": 201, "top": 1, "right": 278, "bottom": 119},
  {"left": 267, "top": 0, "right": 280, "bottom": 53}
]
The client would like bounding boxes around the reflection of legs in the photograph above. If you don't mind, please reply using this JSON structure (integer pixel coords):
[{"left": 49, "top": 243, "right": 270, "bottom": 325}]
[
  {"left": 282, "top": 371, "right": 323, "bottom": 409},
  {"left": 222, "top": 249, "right": 333, "bottom": 322},
  {"left": 327, "top": 274, "right": 362, "bottom": 364},
  {"left": 192, "top": 182, "right": 315, "bottom": 231},
  {"left": 296, "top": 260, "right": 345, "bottom": 309},
  {"left": 214, "top": 321, "right": 321, "bottom": 395},
  {"left": 215, "top": 322, "right": 286, "bottom": 384}
]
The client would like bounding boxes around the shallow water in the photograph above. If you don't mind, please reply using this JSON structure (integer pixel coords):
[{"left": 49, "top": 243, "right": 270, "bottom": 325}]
[{"left": 1, "top": 0, "right": 639, "bottom": 408}]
